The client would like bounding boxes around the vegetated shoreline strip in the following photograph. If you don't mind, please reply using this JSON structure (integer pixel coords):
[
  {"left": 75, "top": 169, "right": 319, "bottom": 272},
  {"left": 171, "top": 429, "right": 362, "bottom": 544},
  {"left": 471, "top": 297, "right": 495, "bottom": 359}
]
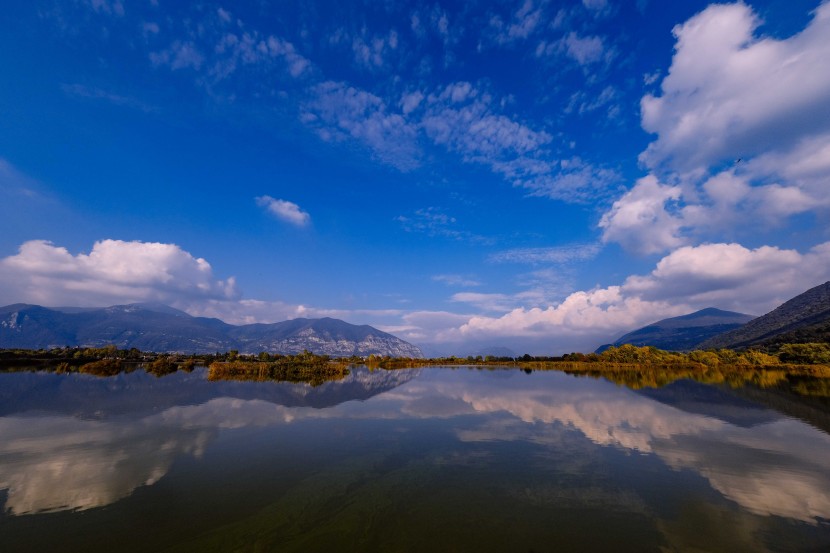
[{"left": 1, "top": 343, "right": 830, "bottom": 382}]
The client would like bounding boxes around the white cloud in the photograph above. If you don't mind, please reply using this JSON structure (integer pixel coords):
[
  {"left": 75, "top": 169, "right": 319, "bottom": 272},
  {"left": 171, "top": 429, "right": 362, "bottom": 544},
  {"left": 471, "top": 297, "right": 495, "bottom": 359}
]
[
  {"left": 640, "top": 1, "right": 830, "bottom": 176},
  {"left": 0, "top": 240, "right": 238, "bottom": 308},
  {"left": 601, "top": 167, "right": 823, "bottom": 254},
  {"left": 622, "top": 242, "right": 828, "bottom": 310},
  {"left": 686, "top": 168, "right": 817, "bottom": 226},
  {"left": 255, "top": 196, "right": 311, "bottom": 226},
  {"left": 599, "top": 175, "right": 684, "bottom": 254},
  {"left": 602, "top": 2, "right": 830, "bottom": 253}
]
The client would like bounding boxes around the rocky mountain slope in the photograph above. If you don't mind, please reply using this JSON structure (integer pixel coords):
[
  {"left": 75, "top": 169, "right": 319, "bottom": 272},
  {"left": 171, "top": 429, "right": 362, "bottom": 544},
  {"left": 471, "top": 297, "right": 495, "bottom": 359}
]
[
  {"left": 699, "top": 281, "right": 830, "bottom": 350},
  {"left": 0, "top": 303, "right": 423, "bottom": 357},
  {"left": 596, "top": 307, "right": 755, "bottom": 352}
]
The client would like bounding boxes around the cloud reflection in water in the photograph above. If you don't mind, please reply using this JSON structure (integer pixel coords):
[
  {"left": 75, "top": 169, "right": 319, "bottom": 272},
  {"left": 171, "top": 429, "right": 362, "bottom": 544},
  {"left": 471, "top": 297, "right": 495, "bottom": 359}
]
[{"left": 1, "top": 368, "right": 828, "bottom": 525}]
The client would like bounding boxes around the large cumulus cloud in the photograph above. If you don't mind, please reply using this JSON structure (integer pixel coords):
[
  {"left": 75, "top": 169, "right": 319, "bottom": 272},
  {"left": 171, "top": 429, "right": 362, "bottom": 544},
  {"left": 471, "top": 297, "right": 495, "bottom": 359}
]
[
  {"left": 0, "top": 239, "right": 238, "bottom": 307},
  {"left": 602, "top": 2, "right": 830, "bottom": 254}
]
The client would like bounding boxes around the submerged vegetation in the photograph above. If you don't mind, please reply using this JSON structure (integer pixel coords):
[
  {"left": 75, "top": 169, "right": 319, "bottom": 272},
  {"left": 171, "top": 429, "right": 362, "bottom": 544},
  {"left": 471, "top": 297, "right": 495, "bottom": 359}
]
[{"left": 1, "top": 342, "right": 830, "bottom": 394}]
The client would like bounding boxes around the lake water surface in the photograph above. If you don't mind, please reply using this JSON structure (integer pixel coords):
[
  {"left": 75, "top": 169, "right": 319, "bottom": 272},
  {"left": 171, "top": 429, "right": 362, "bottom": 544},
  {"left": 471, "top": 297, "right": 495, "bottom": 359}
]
[{"left": 1, "top": 366, "right": 829, "bottom": 552}]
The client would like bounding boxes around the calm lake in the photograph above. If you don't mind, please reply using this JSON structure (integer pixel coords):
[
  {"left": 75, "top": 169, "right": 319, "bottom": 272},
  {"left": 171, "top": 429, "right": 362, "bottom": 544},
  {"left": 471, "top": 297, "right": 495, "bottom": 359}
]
[{"left": 1, "top": 366, "right": 829, "bottom": 552}]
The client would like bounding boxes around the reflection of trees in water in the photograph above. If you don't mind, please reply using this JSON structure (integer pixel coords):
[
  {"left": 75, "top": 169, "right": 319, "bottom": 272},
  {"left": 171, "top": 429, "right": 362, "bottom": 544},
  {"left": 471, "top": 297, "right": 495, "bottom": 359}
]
[
  {"left": 558, "top": 362, "right": 830, "bottom": 399},
  {"left": 207, "top": 358, "right": 349, "bottom": 386}
]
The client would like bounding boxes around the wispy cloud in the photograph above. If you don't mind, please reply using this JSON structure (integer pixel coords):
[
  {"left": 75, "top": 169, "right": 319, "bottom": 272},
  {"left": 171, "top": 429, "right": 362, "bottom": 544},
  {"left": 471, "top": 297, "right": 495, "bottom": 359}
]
[
  {"left": 562, "top": 32, "right": 605, "bottom": 65},
  {"left": 61, "top": 83, "right": 156, "bottom": 112},
  {"left": 489, "top": 243, "right": 601, "bottom": 264},
  {"left": 432, "top": 274, "right": 482, "bottom": 287},
  {"left": 496, "top": 156, "right": 621, "bottom": 203},
  {"left": 149, "top": 41, "right": 204, "bottom": 71},
  {"left": 581, "top": 0, "right": 610, "bottom": 17},
  {"left": 397, "top": 207, "right": 493, "bottom": 244},
  {"left": 255, "top": 196, "right": 311, "bottom": 227},
  {"left": 419, "top": 83, "right": 618, "bottom": 203},
  {"left": 566, "top": 86, "right": 619, "bottom": 117},
  {"left": 144, "top": 7, "right": 311, "bottom": 88},
  {"left": 302, "top": 81, "right": 420, "bottom": 171},
  {"left": 450, "top": 292, "right": 513, "bottom": 313},
  {"left": 487, "top": 0, "right": 544, "bottom": 45},
  {"left": 536, "top": 32, "right": 608, "bottom": 64},
  {"left": 210, "top": 33, "right": 311, "bottom": 81},
  {"left": 422, "top": 82, "right": 552, "bottom": 160},
  {"left": 352, "top": 30, "right": 399, "bottom": 69},
  {"left": 85, "top": 0, "right": 124, "bottom": 17}
]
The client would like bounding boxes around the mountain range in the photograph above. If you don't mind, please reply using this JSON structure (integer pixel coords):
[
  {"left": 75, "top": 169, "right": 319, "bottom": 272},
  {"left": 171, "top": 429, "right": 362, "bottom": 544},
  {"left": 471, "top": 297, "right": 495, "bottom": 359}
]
[
  {"left": 0, "top": 303, "right": 423, "bottom": 357},
  {"left": 599, "top": 281, "right": 830, "bottom": 352},
  {"left": 699, "top": 281, "right": 830, "bottom": 350},
  {"left": 596, "top": 308, "right": 755, "bottom": 353}
]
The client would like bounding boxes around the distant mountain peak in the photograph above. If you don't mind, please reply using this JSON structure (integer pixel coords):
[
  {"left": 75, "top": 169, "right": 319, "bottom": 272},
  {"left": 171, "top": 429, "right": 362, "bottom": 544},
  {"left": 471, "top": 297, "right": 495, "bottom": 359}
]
[{"left": 677, "top": 307, "right": 753, "bottom": 319}]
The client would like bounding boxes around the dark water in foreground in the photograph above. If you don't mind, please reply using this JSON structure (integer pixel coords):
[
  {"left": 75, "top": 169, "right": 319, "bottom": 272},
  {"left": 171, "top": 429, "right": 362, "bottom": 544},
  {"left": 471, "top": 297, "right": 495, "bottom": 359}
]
[{"left": 1, "top": 367, "right": 829, "bottom": 552}]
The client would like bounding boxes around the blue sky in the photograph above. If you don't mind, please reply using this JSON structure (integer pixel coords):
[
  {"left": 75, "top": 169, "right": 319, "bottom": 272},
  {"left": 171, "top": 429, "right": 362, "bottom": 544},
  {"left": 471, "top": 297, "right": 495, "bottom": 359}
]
[{"left": 1, "top": 0, "right": 829, "bottom": 354}]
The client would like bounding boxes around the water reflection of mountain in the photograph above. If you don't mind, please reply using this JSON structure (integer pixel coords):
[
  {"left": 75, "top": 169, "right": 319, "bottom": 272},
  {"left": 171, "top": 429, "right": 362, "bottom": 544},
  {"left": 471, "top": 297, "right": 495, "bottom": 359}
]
[
  {"left": 0, "top": 366, "right": 419, "bottom": 419},
  {"left": 633, "top": 378, "right": 830, "bottom": 435},
  {"left": 0, "top": 367, "right": 420, "bottom": 516},
  {"left": 2, "top": 367, "right": 829, "bottom": 529},
  {"left": 728, "top": 383, "right": 830, "bottom": 436},
  {"left": 635, "top": 380, "right": 782, "bottom": 428}
]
